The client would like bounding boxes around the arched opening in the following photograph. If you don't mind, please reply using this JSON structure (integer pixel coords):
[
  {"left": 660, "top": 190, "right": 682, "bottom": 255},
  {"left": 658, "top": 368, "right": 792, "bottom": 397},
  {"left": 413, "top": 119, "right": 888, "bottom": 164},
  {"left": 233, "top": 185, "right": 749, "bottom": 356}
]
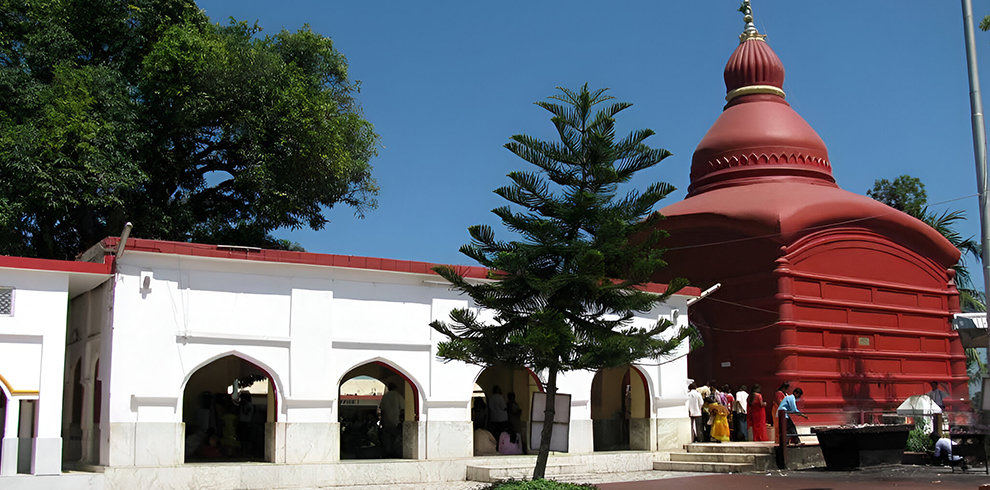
[
  {"left": 182, "top": 355, "right": 275, "bottom": 462},
  {"left": 338, "top": 361, "right": 419, "bottom": 460},
  {"left": 591, "top": 366, "right": 650, "bottom": 451},
  {"left": 90, "top": 358, "right": 101, "bottom": 464},
  {"left": 0, "top": 390, "right": 6, "bottom": 440},
  {"left": 472, "top": 363, "right": 543, "bottom": 455},
  {"left": 65, "top": 358, "right": 83, "bottom": 462}
]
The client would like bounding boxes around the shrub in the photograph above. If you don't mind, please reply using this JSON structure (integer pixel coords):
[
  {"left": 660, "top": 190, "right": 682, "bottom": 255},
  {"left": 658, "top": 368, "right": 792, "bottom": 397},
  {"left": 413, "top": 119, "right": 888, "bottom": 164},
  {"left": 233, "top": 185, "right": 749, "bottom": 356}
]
[{"left": 906, "top": 425, "right": 933, "bottom": 453}]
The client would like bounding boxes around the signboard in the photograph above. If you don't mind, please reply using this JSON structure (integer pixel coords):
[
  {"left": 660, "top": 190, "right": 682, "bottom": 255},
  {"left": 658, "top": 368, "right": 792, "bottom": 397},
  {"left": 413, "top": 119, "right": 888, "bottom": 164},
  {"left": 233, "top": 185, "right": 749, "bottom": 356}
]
[{"left": 530, "top": 392, "right": 570, "bottom": 452}]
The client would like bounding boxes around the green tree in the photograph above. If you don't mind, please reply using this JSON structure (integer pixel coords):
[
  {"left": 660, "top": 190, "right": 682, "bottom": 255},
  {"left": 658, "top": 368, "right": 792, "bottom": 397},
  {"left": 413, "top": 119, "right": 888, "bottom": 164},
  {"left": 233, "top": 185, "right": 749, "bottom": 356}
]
[
  {"left": 430, "top": 85, "right": 691, "bottom": 480},
  {"left": 0, "top": 0, "right": 378, "bottom": 259},
  {"left": 866, "top": 175, "right": 928, "bottom": 218}
]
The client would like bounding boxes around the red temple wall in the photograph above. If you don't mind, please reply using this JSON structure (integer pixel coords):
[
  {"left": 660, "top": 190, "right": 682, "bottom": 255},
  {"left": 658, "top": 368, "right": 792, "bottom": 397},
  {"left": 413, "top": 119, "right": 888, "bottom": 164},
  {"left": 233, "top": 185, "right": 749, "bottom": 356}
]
[{"left": 778, "top": 230, "right": 967, "bottom": 413}]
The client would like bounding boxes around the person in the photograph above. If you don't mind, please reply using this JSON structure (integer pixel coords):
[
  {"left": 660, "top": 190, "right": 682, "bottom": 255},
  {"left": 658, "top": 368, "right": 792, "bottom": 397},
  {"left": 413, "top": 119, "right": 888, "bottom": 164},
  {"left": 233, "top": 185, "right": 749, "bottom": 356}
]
[
  {"left": 379, "top": 382, "right": 405, "bottom": 458},
  {"left": 199, "top": 428, "right": 222, "bottom": 458},
  {"left": 928, "top": 381, "right": 948, "bottom": 410},
  {"left": 237, "top": 391, "right": 254, "bottom": 454},
  {"left": 707, "top": 396, "right": 730, "bottom": 443},
  {"left": 933, "top": 437, "right": 965, "bottom": 468},
  {"left": 771, "top": 382, "right": 790, "bottom": 427},
  {"left": 497, "top": 430, "right": 523, "bottom": 455},
  {"left": 777, "top": 387, "right": 808, "bottom": 445},
  {"left": 474, "top": 428, "right": 498, "bottom": 456},
  {"left": 734, "top": 385, "right": 748, "bottom": 441},
  {"left": 748, "top": 384, "right": 768, "bottom": 442},
  {"left": 506, "top": 392, "right": 523, "bottom": 433},
  {"left": 488, "top": 385, "right": 509, "bottom": 435},
  {"left": 471, "top": 397, "right": 488, "bottom": 431},
  {"left": 687, "top": 382, "right": 704, "bottom": 443}
]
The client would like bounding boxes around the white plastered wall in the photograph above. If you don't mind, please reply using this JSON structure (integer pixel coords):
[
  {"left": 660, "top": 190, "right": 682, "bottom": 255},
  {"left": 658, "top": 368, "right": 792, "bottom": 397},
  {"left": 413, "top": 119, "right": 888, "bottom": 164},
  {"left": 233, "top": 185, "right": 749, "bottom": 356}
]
[
  {"left": 0, "top": 268, "right": 71, "bottom": 475},
  {"left": 97, "top": 251, "right": 691, "bottom": 466}
]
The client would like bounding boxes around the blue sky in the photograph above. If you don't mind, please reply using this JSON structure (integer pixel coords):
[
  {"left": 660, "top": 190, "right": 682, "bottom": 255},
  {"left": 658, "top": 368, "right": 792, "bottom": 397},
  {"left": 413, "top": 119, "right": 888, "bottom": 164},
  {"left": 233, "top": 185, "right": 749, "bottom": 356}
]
[{"left": 198, "top": 1, "right": 990, "bottom": 272}]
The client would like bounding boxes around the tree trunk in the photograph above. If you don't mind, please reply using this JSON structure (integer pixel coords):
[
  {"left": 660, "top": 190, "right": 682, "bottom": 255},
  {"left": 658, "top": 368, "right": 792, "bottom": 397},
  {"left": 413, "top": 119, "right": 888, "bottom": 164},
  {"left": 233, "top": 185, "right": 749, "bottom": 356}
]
[{"left": 533, "top": 366, "right": 558, "bottom": 480}]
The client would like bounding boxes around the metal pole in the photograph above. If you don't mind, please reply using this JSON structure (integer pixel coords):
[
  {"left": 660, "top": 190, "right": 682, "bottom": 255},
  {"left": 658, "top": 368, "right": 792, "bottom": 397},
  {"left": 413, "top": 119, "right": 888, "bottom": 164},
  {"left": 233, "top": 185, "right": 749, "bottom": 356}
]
[{"left": 962, "top": 0, "right": 990, "bottom": 358}]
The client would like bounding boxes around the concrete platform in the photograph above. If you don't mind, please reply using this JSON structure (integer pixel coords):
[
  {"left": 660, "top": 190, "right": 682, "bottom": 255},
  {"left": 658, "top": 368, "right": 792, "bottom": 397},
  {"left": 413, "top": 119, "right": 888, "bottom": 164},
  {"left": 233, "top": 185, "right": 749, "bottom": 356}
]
[{"left": 0, "top": 471, "right": 103, "bottom": 490}]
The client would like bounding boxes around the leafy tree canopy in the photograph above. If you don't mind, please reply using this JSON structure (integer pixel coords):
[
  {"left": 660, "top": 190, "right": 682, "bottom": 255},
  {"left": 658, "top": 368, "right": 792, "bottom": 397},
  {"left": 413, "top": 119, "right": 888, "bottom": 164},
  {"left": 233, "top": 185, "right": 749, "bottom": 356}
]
[
  {"left": 430, "top": 84, "right": 690, "bottom": 479},
  {"left": 866, "top": 175, "right": 927, "bottom": 217},
  {"left": 0, "top": 0, "right": 378, "bottom": 259}
]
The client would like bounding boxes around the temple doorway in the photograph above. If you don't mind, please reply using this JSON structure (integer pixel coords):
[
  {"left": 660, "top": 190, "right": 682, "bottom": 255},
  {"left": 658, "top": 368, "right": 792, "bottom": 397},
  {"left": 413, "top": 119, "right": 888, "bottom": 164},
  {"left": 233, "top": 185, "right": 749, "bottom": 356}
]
[
  {"left": 182, "top": 356, "right": 274, "bottom": 462},
  {"left": 338, "top": 361, "right": 418, "bottom": 460},
  {"left": 473, "top": 363, "right": 542, "bottom": 455},
  {"left": 591, "top": 366, "right": 650, "bottom": 451}
]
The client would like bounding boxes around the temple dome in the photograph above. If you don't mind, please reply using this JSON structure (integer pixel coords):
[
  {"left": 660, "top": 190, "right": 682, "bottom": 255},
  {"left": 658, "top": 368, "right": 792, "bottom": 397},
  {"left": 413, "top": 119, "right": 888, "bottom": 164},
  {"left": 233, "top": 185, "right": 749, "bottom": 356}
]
[{"left": 687, "top": 34, "right": 835, "bottom": 197}]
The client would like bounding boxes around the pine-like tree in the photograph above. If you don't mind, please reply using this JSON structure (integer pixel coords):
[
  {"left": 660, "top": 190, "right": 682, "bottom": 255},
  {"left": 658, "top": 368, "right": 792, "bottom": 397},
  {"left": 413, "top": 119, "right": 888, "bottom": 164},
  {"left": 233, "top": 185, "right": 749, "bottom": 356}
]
[{"left": 430, "top": 84, "right": 691, "bottom": 479}]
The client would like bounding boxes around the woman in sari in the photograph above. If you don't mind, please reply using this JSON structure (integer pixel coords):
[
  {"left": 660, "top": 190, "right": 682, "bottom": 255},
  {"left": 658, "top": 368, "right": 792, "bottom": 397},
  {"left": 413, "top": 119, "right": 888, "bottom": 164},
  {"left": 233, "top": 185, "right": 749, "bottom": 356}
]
[
  {"left": 770, "top": 382, "right": 790, "bottom": 427},
  {"left": 748, "top": 384, "right": 768, "bottom": 441},
  {"left": 707, "top": 398, "right": 730, "bottom": 442}
]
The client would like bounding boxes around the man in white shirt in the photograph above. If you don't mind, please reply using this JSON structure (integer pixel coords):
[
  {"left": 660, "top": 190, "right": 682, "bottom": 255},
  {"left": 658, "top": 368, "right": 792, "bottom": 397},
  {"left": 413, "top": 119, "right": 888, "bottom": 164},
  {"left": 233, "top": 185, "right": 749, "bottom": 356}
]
[
  {"left": 687, "top": 383, "right": 704, "bottom": 443},
  {"left": 734, "top": 385, "right": 749, "bottom": 441}
]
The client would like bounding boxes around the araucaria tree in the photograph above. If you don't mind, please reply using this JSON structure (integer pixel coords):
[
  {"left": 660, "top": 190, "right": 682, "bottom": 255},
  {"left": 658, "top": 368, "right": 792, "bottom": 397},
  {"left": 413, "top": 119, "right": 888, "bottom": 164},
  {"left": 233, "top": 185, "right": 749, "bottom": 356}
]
[
  {"left": 430, "top": 85, "right": 690, "bottom": 480},
  {"left": 0, "top": 0, "right": 379, "bottom": 259}
]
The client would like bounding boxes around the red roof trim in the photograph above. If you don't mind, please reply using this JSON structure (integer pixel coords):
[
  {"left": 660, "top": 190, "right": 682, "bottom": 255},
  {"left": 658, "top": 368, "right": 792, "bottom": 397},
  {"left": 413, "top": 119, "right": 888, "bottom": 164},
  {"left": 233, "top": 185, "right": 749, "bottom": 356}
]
[
  {"left": 98, "top": 237, "right": 698, "bottom": 296},
  {"left": 0, "top": 255, "right": 111, "bottom": 275}
]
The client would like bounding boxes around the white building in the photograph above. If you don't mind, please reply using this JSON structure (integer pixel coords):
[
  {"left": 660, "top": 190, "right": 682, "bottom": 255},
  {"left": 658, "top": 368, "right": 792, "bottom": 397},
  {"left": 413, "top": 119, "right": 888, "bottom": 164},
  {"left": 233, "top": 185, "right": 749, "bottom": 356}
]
[{"left": 1, "top": 237, "right": 697, "bottom": 489}]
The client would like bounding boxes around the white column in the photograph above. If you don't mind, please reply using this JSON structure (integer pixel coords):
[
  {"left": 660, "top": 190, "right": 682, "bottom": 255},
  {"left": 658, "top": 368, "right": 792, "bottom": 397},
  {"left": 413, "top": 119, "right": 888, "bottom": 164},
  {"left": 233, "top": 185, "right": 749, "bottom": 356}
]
[
  {"left": 33, "top": 330, "right": 68, "bottom": 475},
  {"left": 1, "top": 396, "right": 19, "bottom": 475}
]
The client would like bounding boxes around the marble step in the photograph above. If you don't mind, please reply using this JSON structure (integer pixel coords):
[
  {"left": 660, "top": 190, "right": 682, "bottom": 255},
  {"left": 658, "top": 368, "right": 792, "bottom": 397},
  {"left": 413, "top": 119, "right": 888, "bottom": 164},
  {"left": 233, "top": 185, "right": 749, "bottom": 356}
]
[
  {"left": 684, "top": 443, "right": 775, "bottom": 454},
  {"left": 654, "top": 460, "right": 755, "bottom": 473},
  {"left": 466, "top": 462, "right": 590, "bottom": 482},
  {"left": 671, "top": 452, "right": 773, "bottom": 466}
]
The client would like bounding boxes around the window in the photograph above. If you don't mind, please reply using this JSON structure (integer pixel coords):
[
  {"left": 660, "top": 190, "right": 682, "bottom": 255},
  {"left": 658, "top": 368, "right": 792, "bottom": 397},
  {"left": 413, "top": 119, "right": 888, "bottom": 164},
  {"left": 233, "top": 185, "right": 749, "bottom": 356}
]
[{"left": 0, "top": 288, "right": 12, "bottom": 316}]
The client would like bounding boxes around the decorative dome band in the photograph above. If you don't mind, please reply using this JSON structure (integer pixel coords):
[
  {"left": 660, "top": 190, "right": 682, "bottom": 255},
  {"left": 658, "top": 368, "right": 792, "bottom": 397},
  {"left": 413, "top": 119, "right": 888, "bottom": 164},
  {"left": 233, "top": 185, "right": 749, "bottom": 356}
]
[{"left": 725, "top": 84, "right": 786, "bottom": 102}]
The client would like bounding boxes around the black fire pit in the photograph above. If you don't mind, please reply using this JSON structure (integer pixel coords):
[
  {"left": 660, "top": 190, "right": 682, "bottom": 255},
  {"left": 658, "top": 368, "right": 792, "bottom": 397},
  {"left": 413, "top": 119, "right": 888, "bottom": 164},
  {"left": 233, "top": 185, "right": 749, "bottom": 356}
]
[
  {"left": 812, "top": 424, "right": 912, "bottom": 470},
  {"left": 949, "top": 425, "right": 990, "bottom": 474}
]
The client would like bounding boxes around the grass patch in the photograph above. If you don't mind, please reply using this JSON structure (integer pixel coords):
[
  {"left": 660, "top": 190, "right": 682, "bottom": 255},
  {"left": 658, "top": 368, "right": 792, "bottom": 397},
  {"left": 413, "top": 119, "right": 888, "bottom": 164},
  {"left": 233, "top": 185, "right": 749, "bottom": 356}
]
[{"left": 478, "top": 480, "right": 599, "bottom": 490}]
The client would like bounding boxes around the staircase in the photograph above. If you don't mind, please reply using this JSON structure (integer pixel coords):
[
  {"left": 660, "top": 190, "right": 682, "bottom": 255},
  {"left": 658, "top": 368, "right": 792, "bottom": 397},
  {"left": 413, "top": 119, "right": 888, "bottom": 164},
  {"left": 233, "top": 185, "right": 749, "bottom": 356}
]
[{"left": 654, "top": 442, "right": 775, "bottom": 473}]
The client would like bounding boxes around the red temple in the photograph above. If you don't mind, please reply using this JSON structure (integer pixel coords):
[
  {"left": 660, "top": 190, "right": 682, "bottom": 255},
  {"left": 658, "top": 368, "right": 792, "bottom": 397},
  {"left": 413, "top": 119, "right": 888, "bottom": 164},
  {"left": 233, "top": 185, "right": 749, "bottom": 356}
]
[{"left": 652, "top": 23, "right": 968, "bottom": 415}]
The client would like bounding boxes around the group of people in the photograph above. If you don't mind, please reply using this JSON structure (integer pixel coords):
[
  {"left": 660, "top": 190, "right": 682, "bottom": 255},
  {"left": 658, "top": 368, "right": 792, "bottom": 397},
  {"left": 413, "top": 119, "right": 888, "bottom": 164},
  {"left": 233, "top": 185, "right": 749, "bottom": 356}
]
[
  {"left": 338, "top": 381, "right": 405, "bottom": 459},
  {"left": 185, "top": 390, "right": 264, "bottom": 460},
  {"left": 472, "top": 385, "right": 524, "bottom": 455},
  {"left": 687, "top": 380, "right": 807, "bottom": 444}
]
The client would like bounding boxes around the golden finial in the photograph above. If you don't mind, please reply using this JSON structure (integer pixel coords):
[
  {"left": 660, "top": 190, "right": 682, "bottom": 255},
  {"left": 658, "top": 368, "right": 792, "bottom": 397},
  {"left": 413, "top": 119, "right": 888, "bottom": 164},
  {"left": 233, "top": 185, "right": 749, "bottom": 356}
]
[{"left": 738, "top": 0, "right": 766, "bottom": 43}]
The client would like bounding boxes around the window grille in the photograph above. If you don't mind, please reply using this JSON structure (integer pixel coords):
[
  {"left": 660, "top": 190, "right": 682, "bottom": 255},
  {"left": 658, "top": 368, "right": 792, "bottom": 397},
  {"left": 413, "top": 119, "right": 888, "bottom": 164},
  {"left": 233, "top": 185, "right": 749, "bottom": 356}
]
[{"left": 0, "top": 288, "right": 12, "bottom": 315}]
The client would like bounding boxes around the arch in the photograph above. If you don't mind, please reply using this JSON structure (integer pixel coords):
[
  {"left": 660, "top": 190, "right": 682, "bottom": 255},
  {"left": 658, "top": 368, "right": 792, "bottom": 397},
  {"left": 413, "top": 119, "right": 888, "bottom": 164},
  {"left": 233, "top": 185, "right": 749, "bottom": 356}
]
[
  {"left": 70, "top": 358, "right": 83, "bottom": 425},
  {"left": 181, "top": 353, "right": 279, "bottom": 463},
  {"left": 335, "top": 357, "right": 425, "bottom": 417},
  {"left": 0, "top": 373, "right": 13, "bottom": 399},
  {"left": 471, "top": 363, "right": 542, "bottom": 456},
  {"left": 0, "top": 372, "right": 37, "bottom": 398},
  {"left": 630, "top": 364, "right": 656, "bottom": 413},
  {"left": 591, "top": 365, "right": 652, "bottom": 451},
  {"left": 180, "top": 350, "right": 286, "bottom": 406},
  {"left": 92, "top": 359, "right": 102, "bottom": 425},
  {"left": 337, "top": 358, "right": 423, "bottom": 460},
  {"left": 786, "top": 229, "right": 951, "bottom": 288}
]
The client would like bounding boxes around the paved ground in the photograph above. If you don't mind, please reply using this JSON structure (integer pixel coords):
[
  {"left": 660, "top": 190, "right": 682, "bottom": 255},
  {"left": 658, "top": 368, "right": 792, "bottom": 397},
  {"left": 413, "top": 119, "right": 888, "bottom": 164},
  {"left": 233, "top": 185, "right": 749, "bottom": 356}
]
[
  {"left": 317, "top": 465, "right": 990, "bottom": 490},
  {"left": 597, "top": 465, "right": 990, "bottom": 490}
]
